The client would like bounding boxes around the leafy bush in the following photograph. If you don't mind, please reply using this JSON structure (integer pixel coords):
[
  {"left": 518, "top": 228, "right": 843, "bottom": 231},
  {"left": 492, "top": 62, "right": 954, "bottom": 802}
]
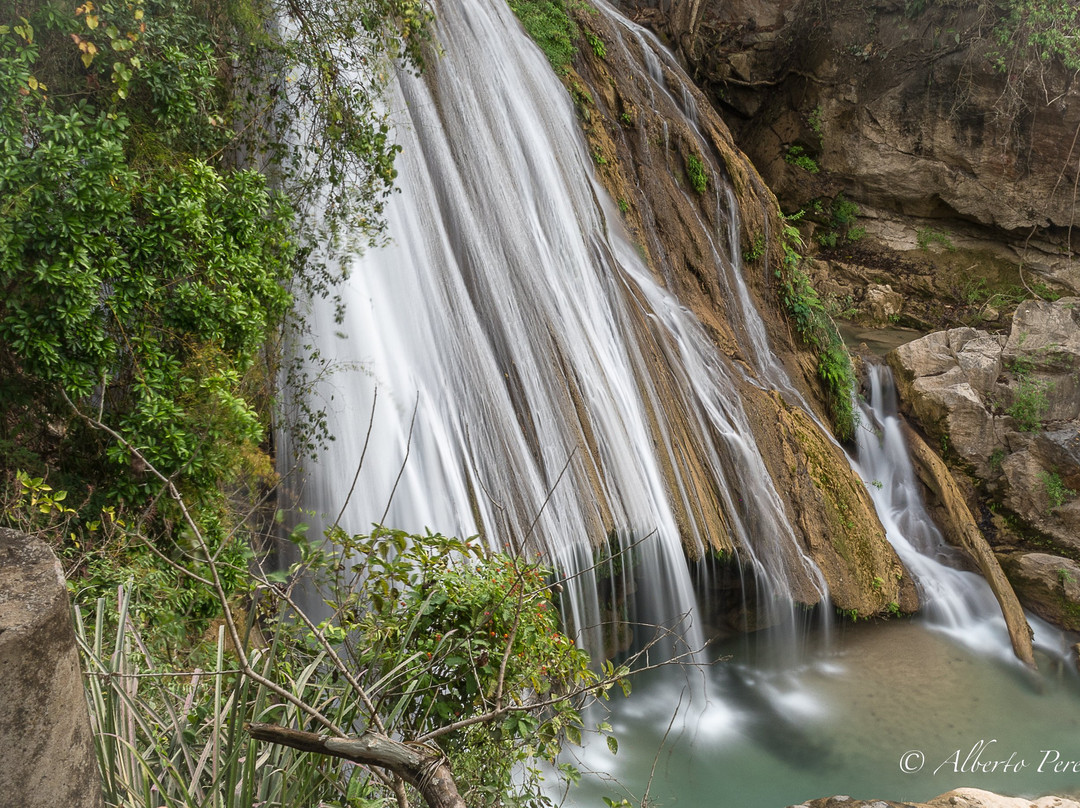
[
  {"left": 685, "top": 153, "right": 709, "bottom": 194},
  {"left": 776, "top": 219, "right": 857, "bottom": 441},
  {"left": 1007, "top": 360, "right": 1051, "bottom": 432},
  {"left": 1039, "top": 470, "right": 1076, "bottom": 509},
  {"left": 784, "top": 145, "right": 820, "bottom": 173}
]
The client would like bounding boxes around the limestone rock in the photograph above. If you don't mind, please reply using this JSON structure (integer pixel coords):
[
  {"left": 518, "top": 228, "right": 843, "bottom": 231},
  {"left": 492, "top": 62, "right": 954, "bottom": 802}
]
[
  {"left": 888, "top": 327, "right": 1006, "bottom": 476},
  {"left": 0, "top": 528, "right": 104, "bottom": 808},
  {"left": 633, "top": 0, "right": 1080, "bottom": 293},
  {"left": 745, "top": 387, "right": 916, "bottom": 617},
  {"left": 863, "top": 283, "right": 904, "bottom": 325},
  {"left": 887, "top": 299, "right": 1080, "bottom": 628},
  {"left": 1002, "top": 553, "right": 1080, "bottom": 632}
]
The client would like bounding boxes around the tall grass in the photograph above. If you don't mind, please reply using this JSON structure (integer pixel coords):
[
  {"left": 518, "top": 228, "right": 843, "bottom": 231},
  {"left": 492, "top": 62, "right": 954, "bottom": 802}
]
[{"left": 74, "top": 586, "right": 378, "bottom": 808}]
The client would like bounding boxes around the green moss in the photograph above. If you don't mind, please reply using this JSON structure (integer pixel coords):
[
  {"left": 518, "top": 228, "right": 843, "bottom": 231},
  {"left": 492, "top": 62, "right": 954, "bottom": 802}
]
[
  {"left": 685, "top": 153, "right": 708, "bottom": 194},
  {"left": 507, "top": 0, "right": 579, "bottom": 73}
]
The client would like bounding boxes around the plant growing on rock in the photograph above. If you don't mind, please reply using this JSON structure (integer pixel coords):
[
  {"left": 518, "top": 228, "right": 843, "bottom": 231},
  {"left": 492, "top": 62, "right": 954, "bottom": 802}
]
[
  {"left": 784, "top": 145, "right": 820, "bottom": 174},
  {"left": 685, "top": 153, "right": 709, "bottom": 194},
  {"left": 776, "top": 215, "right": 858, "bottom": 442},
  {"left": 1039, "top": 470, "right": 1076, "bottom": 510}
]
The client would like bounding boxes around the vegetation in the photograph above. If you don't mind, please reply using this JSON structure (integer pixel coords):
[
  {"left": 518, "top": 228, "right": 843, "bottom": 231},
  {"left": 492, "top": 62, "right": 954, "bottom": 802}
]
[
  {"left": 0, "top": 0, "right": 634, "bottom": 805},
  {"left": 784, "top": 145, "right": 820, "bottom": 174},
  {"left": 685, "top": 153, "right": 709, "bottom": 194},
  {"left": 776, "top": 215, "right": 858, "bottom": 442},
  {"left": 1006, "top": 356, "right": 1051, "bottom": 432},
  {"left": 991, "top": 0, "right": 1080, "bottom": 71},
  {"left": 816, "top": 194, "right": 864, "bottom": 248},
  {"left": 507, "top": 0, "right": 580, "bottom": 73},
  {"left": 916, "top": 227, "right": 957, "bottom": 251},
  {"left": 1039, "top": 470, "right": 1076, "bottom": 510}
]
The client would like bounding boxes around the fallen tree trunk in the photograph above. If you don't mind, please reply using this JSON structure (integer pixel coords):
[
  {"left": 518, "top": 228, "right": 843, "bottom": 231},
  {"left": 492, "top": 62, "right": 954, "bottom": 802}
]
[
  {"left": 900, "top": 422, "right": 1036, "bottom": 669},
  {"left": 245, "top": 722, "right": 465, "bottom": 808}
]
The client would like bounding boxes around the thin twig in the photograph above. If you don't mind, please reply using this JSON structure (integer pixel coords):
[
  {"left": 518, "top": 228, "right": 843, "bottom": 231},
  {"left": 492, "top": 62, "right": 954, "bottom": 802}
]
[
  {"left": 380, "top": 392, "right": 419, "bottom": 526},
  {"left": 334, "top": 387, "right": 378, "bottom": 529}
]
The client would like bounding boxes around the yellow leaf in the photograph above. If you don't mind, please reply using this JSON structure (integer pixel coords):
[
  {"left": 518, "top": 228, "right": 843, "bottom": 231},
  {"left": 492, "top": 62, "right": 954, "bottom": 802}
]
[
  {"left": 81, "top": 51, "right": 94, "bottom": 67},
  {"left": 27, "top": 76, "right": 37, "bottom": 90},
  {"left": 86, "top": 14, "right": 99, "bottom": 29},
  {"left": 134, "top": 8, "right": 143, "bottom": 19}
]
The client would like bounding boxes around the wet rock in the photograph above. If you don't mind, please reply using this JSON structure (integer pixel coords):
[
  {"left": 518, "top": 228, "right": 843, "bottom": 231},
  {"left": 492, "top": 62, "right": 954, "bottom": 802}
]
[
  {"left": 793, "top": 789, "right": 1080, "bottom": 808},
  {"left": 1002, "top": 553, "right": 1080, "bottom": 632},
  {"left": 886, "top": 299, "right": 1080, "bottom": 628},
  {"left": 0, "top": 528, "right": 103, "bottom": 808}
]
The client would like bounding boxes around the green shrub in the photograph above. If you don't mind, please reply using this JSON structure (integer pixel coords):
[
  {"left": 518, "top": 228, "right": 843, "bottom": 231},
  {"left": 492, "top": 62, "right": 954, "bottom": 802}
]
[
  {"left": 1007, "top": 362, "right": 1051, "bottom": 432},
  {"left": 507, "top": 0, "right": 579, "bottom": 73},
  {"left": 784, "top": 145, "right": 820, "bottom": 173},
  {"left": 1039, "top": 470, "right": 1076, "bottom": 509},
  {"left": 685, "top": 153, "right": 709, "bottom": 193}
]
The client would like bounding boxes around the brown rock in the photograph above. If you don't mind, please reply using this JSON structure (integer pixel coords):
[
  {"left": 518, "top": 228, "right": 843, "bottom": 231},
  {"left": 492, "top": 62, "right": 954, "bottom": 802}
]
[
  {"left": 1002, "top": 553, "right": 1080, "bottom": 632},
  {"left": 0, "top": 528, "right": 103, "bottom": 808}
]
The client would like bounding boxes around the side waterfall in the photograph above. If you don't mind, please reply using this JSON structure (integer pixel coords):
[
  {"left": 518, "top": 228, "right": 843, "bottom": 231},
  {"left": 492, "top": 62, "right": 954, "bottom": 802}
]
[
  {"left": 287, "top": 0, "right": 827, "bottom": 658},
  {"left": 853, "top": 363, "right": 1071, "bottom": 663}
]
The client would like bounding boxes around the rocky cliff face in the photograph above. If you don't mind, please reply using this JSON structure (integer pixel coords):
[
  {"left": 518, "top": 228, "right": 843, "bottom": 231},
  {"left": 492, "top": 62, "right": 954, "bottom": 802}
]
[
  {"left": 620, "top": 0, "right": 1080, "bottom": 315},
  {"left": 612, "top": 0, "right": 1080, "bottom": 633}
]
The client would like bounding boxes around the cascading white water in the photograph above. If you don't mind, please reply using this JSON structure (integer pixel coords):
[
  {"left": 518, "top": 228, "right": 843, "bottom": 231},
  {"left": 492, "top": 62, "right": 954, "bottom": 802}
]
[
  {"left": 287, "top": 0, "right": 830, "bottom": 659},
  {"left": 852, "top": 362, "right": 1072, "bottom": 662}
]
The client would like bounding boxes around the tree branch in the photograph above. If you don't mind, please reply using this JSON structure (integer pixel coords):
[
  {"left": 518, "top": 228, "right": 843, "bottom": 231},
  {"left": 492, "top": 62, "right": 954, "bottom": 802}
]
[{"left": 246, "top": 722, "right": 465, "bottom": 808}]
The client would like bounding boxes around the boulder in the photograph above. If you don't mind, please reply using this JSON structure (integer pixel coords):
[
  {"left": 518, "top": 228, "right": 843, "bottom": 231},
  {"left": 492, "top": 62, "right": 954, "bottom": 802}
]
[
  {"left": 0, "top": 528, "right": 103, "bottom": 808},
  {"left": 791, "top": 790, "right": 1080, "bottom": 808},
  {"left": 1002, "top": 553, "right": 1080, "bottom": 632}
]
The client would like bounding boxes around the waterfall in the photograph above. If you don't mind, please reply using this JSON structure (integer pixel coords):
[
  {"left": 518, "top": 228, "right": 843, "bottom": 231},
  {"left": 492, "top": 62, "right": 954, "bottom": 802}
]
[
  {"left": 852, "top": 362, "right": 1071, "bottom": 663},
  {"left": 286, "top": 0, "right": 831, "bottom": 658}
]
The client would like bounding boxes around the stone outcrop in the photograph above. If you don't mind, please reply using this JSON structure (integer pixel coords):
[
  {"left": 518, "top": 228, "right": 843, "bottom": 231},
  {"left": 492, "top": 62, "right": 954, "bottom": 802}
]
[
  {"left": 792, "top": 790, "right": 1080, "bottom": 808},
  {"left": 621, "top": 0, "right": 1080, "bottom": 296},
  {"left": 0, "top": 528, "right": 103, "bottom": 808},
  {"left": 1002, "top": 553, "right": 1080, "bottom": 632},
  {"left": 887, "top": 298, "right": 1080, "bottom": 628},
  {"left": 900, "top": 421, "right": 1034, "bottom": 667}
]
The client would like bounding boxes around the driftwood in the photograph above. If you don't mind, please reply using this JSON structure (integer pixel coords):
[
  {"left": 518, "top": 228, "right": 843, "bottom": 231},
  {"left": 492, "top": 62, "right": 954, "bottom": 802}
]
[{"left": 245, "top": 722, "right": 465, "bottom": 808}]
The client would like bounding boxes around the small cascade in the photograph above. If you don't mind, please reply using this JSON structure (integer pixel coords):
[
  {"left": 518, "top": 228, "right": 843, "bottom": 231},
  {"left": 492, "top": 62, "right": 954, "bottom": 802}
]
[{"left": 852, "top": 362, "right": 1071, "bottom": 662}]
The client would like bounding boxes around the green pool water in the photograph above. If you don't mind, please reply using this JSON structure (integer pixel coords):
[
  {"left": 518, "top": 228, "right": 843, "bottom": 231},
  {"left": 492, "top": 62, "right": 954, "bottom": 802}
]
[{"left": 562, "top": 620, "right": 1080, "bottom": 807}]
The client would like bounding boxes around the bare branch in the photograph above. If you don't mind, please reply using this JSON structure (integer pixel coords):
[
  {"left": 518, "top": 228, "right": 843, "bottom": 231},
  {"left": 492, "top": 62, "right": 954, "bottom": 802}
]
[{"left": 246, "top": 722, "right": 464, "bottom": 808}]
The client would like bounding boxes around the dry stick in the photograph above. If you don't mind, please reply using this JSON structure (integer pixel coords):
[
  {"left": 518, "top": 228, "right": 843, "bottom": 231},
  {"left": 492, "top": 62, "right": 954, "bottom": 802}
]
[
  {"left": 380, "top": 391, "right": 419, "bottom": 527},
  {"left": 333, "top": 387, "right": 378, "bottom": 529},
  {"left": 246, "top": 722, "right": 464, "bottom": 808},
  {"left": 642, "top": 688, "right": 685, "bottom": 808},
  {"left": 521, "top": 446, "right": 578, "bottom": 545}
]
